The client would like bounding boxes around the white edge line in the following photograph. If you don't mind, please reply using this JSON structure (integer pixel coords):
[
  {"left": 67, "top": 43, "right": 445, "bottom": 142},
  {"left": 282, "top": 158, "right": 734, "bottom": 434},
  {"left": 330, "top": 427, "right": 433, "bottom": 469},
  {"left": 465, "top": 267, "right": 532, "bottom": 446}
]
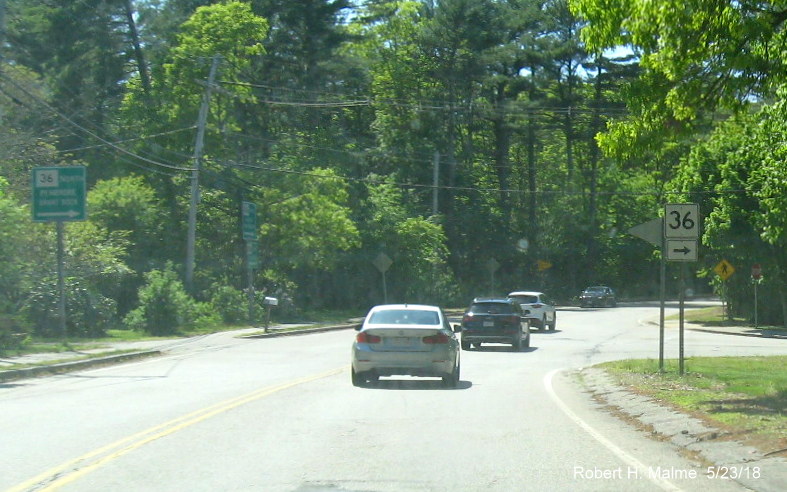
[{"left": 544, "top": 368, "right": 683, "bottom": 492}]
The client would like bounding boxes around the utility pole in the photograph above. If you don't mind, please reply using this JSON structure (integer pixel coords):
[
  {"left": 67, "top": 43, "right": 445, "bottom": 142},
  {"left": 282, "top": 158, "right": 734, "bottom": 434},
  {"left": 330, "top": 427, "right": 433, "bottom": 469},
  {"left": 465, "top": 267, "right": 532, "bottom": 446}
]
[
  {"left": 185, "top": 55, "right": 220, "bottom": 292},
  {"left": 432, "top": 151, "right": 440, "bottom": 216}
]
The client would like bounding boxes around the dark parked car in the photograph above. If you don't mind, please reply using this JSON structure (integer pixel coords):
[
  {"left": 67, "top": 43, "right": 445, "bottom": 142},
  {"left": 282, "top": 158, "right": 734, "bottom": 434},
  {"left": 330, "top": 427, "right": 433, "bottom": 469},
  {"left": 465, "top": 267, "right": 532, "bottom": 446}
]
[
  {"left": 579, "top": 286, "right": 617, "bottom": 308},
  {"left": 460, "top": 298, "right": 530, "bottom": 351}
]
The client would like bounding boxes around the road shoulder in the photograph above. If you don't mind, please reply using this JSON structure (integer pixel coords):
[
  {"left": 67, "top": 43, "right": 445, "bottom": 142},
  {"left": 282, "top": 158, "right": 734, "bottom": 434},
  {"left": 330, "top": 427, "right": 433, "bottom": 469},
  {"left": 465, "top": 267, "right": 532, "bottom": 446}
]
[{"left": 575, "top": 367, "right": 786, "bottom": 492}]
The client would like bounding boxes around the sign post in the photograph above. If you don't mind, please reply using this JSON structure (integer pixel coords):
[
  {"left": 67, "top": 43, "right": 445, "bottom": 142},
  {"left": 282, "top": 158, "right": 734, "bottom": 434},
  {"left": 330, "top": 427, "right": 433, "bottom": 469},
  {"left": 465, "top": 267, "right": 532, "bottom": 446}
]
[
  {"left": 31, "top": 166, "right": 87, "bottom": 341},
  {"left": 752, "top": 264, "right": 762, "bottom": 328},
  {"left": 373, "top": 253, "right": 393, "bottom": 304},
  {"left": 665, "top": 203, "right": 700, "bottom": 375},
  {"left": 241, "top": 202, "right": 258, "bottom": 325},
  {"left": 486, "top": 258, "right": 500, "bottom": 296},
  {"left": 714, "top": 259, "right": 735, "bottom": 320},
  {"left": 628, "top": 218, "right": 667, "bottom": 371}
]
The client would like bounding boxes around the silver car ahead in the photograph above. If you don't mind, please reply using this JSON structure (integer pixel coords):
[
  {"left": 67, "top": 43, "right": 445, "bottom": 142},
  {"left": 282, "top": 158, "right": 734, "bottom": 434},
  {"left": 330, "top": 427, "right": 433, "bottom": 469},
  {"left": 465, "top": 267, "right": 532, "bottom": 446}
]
[{"left": 351, "top": 304, "right": 461, "bottom": 388}]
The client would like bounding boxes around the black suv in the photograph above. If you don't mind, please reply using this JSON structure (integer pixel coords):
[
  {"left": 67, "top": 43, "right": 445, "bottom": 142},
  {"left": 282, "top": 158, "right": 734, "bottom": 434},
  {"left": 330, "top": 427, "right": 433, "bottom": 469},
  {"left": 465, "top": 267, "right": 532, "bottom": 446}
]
[{"left": 460, "top": 298, "right": 530, "bottom": 351}]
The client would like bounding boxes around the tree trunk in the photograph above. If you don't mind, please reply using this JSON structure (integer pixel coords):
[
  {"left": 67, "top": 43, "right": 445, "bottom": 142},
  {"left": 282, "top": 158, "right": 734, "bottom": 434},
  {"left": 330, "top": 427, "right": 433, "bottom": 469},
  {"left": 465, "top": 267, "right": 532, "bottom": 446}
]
[
  {"left": 123, "top": 0, "right": 151, "bottom": 96},
  {"left": 492, "top": 84, "right": 512, "bottom": 220}
]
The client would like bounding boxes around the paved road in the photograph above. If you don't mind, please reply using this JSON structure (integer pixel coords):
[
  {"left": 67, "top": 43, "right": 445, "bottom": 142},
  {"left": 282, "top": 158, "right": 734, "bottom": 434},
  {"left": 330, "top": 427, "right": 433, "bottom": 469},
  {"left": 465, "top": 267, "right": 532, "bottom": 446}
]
[{"left": 1, "top": 303, "right": 785, "bottom": 491}]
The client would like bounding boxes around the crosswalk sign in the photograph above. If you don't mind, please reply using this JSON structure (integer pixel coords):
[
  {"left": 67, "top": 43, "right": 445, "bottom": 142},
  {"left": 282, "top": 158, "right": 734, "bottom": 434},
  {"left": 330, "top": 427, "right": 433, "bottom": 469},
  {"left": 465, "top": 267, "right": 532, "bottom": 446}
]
[{"left": 713, "top": 259, "right": 735, "bottom": 280}]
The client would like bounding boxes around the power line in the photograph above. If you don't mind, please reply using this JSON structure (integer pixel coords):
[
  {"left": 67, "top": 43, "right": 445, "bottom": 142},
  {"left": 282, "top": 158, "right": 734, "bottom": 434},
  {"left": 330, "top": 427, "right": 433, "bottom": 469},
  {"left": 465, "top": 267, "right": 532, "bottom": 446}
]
[
  {"left": 0, "top": 73, "right": 196, "bottom": 172},
  {"left": 1, "top": 126, "right": 197, "bottom": 162},
  {"left": 210, "top": 157, "right": 748, "bottom": 198},
  {"left": 218, "top": 80, "right": 629, "bottom": 116}
]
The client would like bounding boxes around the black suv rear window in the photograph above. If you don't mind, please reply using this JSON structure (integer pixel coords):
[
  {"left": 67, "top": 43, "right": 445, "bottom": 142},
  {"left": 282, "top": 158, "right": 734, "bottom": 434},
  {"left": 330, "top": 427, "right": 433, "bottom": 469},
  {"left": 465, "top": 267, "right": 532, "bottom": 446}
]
[{"left": 470, "top": 302, "right": 515, "bottom": 314}]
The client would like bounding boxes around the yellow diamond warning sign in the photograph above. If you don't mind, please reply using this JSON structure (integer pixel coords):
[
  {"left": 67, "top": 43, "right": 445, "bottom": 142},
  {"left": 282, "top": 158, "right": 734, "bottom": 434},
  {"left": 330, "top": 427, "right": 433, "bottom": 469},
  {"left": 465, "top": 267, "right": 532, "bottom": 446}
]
[{"left": 713, "top": 259, "right": 735, "bottom": 281}]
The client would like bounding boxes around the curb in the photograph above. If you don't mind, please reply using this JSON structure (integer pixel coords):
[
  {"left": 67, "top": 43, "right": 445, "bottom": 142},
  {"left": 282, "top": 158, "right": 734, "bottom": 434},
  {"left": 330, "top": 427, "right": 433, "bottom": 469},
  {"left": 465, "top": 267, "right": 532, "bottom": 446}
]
[
  {"left": 643, "top": 319, "right": 786, "bottom": 340},
  {"left": 241, "top": 323, "right": 357, "bottom": 339},
  {"left": 0, "top": 350, "right": 161, "bottom": 383},
  {"left": 0, "top": 323, "right": 357, "bottom": 383},
  {"left": 688, "top": 327, "right": 787, "bottom": 339},
  {"left": 578, "top": 367, "right": 787, "bottom": 492}
]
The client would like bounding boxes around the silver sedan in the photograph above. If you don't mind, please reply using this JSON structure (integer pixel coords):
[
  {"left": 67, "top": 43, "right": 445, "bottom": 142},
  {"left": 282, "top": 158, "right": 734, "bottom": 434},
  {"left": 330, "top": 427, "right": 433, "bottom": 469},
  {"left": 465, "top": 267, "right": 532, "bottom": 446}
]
[{"left": 351, "top": 304, "right": 461, "bottom": 388}]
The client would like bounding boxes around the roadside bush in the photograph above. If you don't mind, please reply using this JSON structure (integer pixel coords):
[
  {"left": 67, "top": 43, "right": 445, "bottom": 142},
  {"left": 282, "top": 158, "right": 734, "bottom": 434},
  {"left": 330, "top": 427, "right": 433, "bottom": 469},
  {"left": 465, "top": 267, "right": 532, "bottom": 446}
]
[
  {"left": 0, "top": 314, "right": 29, "bottom": 354},
  {"left": 209, "top": 284, "right": 248, "bottom": 324},
  {"left": 21, "top": 278, "right": 117, "bottom": 338},
  {"left": 123, "top": 264, "right": 213, "bottom": 335}
]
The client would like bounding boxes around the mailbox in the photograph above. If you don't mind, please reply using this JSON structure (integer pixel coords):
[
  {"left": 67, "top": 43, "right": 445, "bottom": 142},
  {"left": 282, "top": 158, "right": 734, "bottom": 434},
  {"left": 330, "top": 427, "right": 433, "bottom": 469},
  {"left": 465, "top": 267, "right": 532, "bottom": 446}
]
[{"left": 263, "top": 296, "right": 278, "bottom": 306}]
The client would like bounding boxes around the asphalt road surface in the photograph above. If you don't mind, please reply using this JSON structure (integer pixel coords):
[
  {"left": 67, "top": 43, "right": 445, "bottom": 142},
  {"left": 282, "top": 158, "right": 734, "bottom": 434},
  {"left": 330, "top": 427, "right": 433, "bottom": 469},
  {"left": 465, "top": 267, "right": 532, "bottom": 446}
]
[{"left": 2, "top": 302, "right": 785, "bottom": 492}]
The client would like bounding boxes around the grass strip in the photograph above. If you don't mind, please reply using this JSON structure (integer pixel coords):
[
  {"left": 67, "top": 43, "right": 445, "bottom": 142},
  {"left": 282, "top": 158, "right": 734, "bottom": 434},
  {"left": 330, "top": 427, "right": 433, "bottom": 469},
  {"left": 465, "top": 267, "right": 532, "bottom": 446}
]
[{"left": 598, "top": 356, "right": 787, "bottom": 454}]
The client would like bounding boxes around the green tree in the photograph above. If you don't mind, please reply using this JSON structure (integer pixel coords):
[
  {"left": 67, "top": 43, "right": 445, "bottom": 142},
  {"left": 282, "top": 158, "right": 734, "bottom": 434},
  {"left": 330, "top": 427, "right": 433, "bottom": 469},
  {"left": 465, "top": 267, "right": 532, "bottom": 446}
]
[
  {"left": 355, "top": 176, "right": 457, "bottom": 304},
  {"left": 121, "top": 0, "right": 268, "bottom": 158},
  {"left": 5, "top": 0, "right": 141, "bottom": 166},
  {"left": 119, "top": 1, "right": 270, "bottom": 299},
  {"left": 0, "top": 177, "right": 37, "bottom": 312},
  {"left": 570, "top": 0, "right": 787, "bottom": 154},
  {"left": 259, "top": 169, "right": 360, "bottom": 307},
  {"left": 20, "top": 220, "right": 131, "bottom": 337},
  {"left": 88, "top": 175, "right": 167, "bottom": 313},
  {"left": 251, "top": 0, "right": 353, "bottom": 91},
  {"left": 673, "top": 96, "right": 787, "bottom": 326}
]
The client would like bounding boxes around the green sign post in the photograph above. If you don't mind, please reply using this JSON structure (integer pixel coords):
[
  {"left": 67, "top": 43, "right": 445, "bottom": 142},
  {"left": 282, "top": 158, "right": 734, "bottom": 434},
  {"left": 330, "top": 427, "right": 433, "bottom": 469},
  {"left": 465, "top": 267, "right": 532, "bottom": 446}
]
[
  {"left": 32, "top": 166, "right": 87, "bottom": 222},
  {"left": 241, "top": 201, "right": 259, "bottom": 325},
  {"left": 246, "top": 239, "right": 259, "bottom": 270}
]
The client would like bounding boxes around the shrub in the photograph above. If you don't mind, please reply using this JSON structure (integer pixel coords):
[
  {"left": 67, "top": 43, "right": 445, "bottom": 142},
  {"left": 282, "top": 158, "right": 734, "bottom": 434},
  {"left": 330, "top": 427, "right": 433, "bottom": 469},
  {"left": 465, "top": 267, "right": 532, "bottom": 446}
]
[
  {"left": 21, "top": 278, "right": 117, "bottom": 338},
  {"left": 209, "top": 284, "right": 248, "bottom": 324},
  {"left": 0, "top": 314, "right": 29, "bottom": 354},
  {"left": 123, "top": 265, "right": 205, "bottom": 335}
]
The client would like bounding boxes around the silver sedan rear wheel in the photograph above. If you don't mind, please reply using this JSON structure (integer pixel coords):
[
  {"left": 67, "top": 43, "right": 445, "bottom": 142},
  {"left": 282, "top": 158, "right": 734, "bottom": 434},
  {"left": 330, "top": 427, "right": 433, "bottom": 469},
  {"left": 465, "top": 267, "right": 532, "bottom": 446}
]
[
  {"left": 442, "top": 361, "right": 460, "bottom": 388},
  {"left": 351, "top": 367, "right": 365, "bottom": 387}
]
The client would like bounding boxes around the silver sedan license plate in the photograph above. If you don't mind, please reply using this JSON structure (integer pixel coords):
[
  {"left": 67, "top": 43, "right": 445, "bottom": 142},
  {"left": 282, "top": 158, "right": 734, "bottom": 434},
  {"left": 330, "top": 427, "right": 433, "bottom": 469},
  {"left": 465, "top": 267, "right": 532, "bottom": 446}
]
[{"left": 390, "top": 337, "right": 412, "bottom": 347}]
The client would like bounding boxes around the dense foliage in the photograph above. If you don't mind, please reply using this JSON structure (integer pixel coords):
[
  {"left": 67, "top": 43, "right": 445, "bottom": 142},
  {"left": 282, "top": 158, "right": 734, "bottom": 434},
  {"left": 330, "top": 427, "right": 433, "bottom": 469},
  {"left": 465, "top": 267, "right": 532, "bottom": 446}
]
[{"left": 1, "top": 0, "right": 784, "bottom": 336}]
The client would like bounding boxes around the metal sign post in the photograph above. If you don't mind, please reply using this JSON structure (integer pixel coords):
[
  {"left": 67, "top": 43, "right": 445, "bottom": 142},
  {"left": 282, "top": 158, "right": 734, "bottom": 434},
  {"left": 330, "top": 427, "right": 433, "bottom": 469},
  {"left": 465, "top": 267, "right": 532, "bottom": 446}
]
[
  {"left": 373, "top": 253, "right": 392, "bottom": 304},
  {"left": 664, "top": 203, "right": 700, "bottom": 375},
  {"left": 714, "top": 259, "right": 735, "bottom": 320},
  {"left": 628, "top": 217, "right": 667, "bottom": 371},
  {"left": 486, "top": 258, "right": 500, "bottom": 296},
  {"left": 752, "top": 264, "right": 762, "bottom": 328},
  {"left": 241, "top": 201, "right": 258, "bottom": 325}
]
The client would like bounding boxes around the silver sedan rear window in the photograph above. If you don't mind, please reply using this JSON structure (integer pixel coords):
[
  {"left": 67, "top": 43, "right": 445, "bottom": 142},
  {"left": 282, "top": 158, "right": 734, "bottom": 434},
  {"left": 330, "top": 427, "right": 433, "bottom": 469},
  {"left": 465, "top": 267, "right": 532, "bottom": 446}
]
[{"left": 368, "top": 310, "right": 440, "bottom": 325}]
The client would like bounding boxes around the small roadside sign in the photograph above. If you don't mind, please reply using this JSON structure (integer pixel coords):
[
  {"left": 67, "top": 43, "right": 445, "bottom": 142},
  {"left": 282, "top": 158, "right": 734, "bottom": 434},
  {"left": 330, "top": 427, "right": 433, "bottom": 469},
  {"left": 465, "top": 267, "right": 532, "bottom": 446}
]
[
  {"left": 536, "top": 259, "right": 552, "bottom": 271},
  {"left": 751, "top": 263, "right": 762, "bottom": 280},
  {"left": 714, "top": 259, "right": 735, "bottom": 280},
  {"left": 32, "top": 166, "right": 86, "bottom": 222},
  {"left": 628, "top": 217, "right": 662, "bottom": 247},
  {"left": 666, "top": 239, "right": 698, "bottom": 262},
  {"left": 373, "top": 252, "right": 392, "bottom": 273},
  {"left": 664, "top": 203, "right": 700, "bottom": 239}
]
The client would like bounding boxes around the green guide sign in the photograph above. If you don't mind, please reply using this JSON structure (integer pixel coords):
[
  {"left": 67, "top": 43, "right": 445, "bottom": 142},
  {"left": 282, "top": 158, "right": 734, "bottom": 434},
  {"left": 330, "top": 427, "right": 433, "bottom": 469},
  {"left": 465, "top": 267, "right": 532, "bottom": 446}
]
[{"left": 32, "top": 166, "right": 87, "bottom": 222}]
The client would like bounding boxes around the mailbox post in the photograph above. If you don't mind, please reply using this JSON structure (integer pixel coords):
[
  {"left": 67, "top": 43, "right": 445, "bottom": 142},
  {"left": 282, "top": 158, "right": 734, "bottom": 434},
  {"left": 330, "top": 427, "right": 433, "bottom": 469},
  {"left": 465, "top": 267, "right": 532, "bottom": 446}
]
[{"left": 263, "top": 296, "right": 278, "bottom": 333}]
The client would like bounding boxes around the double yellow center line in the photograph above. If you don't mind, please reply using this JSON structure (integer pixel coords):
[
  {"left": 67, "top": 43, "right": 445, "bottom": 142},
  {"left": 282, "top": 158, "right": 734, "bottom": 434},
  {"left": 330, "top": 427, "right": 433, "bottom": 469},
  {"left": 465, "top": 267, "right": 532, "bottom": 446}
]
[{"left": 9, "top": 366, "right": 347, "bottom": 492}]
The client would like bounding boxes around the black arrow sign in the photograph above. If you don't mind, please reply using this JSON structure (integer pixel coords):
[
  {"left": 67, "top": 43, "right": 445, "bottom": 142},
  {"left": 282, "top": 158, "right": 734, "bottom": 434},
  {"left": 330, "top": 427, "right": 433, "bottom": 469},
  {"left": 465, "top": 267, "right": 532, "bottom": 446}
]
[{"left": 673, "top": 246, "right": 691, "bottom": 255}]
